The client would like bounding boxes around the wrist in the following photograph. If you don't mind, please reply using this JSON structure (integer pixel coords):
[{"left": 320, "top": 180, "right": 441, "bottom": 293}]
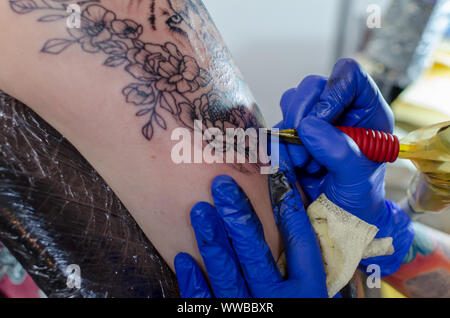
[{"left": 359, "top": 200, "right": 415, "bottom": 277}]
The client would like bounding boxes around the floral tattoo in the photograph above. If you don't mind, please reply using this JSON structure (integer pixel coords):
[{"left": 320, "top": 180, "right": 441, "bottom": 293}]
[{"left": 9, "top": 0, "right": 262, "bottom": 144}]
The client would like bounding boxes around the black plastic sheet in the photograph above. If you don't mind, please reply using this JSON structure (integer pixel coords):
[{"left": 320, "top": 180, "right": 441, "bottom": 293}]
[{"left": 0, "top": 91, "right": 179, "bottom": 298}]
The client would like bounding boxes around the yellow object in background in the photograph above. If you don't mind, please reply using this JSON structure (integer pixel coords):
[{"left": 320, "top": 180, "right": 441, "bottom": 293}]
[
  {"left": 392, "top": 43, "right": 450, "bottom": 128},
  {"left": 381, "top": 282, "right": 406, "bottom": 298},
  {"left": 400, "top": 121, "right": 450, "bottom": 214}
]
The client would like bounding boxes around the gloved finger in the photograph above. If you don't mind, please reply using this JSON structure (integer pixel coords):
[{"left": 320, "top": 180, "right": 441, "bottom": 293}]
[
  {"left": 280, "top": 88, "right": 297, "bottom": 119},
  {"left": 300, "top": 117, "right": 386, "bottom": 224},
  {"left": 299, "top": 116, "right": 375, "bottom": 183},
  {"left": 279, "top": 93, "right": 300, "bottom": 168},
  {"left": 286, "top": 144, "right": 310, "bottom": 168},
  {"left": 283, "top": 75, "right": 328, "bottom": 129},
  {"left": 174, "top": 253, "right": 213, "bottom": 298},
  {"left": 310, "top": 58, "right": 394, "bottom": 133},
  {"left": 305, "top": 158, "right": 322, "bottom": 175},
  {"left": 296, "top": 172, "right": 323, "bottom": 202},
  {"left": 211, "top": 175, "right": 283, "bottom": 291},
  {"left": 281, "top": 76, "right": 327, "bottom": 168},
  {"left": 270, "top": 143, "right": 326, "bottom": 281},
  {"left": 190, "top": 202, "right": 250, "bottom": 298}
]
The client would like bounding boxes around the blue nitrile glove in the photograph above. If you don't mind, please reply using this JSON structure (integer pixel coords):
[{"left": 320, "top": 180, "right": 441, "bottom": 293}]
[
  {"left": 280, "top": 59, "right": 414, "bottom": 276},
  {"left": 298, "top": 116, "right": 414, "bottom": 277},
  {"left": 280, "top": 58, "right": 394, "bottom": 175},
  {"left": 174, "top": 146, "right": 328, "bottom": 298}
]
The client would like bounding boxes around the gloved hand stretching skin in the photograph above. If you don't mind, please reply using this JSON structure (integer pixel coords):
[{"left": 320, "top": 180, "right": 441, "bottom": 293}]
[
  {"left": 174, "top": 171, "right": 328, "bottom": 298},
  {"left": 280, "top": 59, "right": 414, "bottom": 277}
]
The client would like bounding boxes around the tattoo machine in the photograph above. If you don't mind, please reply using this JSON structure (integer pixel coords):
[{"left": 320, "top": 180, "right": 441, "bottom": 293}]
[{"left": 266, "top": 121, "right": 450, "bottom": 214}]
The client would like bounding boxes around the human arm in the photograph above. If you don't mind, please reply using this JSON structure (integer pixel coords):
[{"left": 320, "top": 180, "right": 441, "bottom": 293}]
[
  {"left": 280, "top": 59, "right": 450, "bottom": 297},
  {"left": 281, "top": 59, "right": 413, "bottom": 275},
  {"left": 175, "top": 150, "right": 328, "bottom": 298},
  {"left": 0, "top": 0, "right": 282, "bottom": 271}
]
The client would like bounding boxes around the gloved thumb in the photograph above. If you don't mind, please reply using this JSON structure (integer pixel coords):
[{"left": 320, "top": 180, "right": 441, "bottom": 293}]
[{"left": 299, "top": 116, "right": 373, "bottom": 183}]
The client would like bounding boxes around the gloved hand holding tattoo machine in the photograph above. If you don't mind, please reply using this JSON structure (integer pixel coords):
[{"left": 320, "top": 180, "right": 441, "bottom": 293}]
[{"left": 174, "top": 59, "right": 415, "bottom": 298}]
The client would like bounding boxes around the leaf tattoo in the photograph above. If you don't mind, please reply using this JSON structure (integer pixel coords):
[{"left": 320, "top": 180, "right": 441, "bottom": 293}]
[{"left": 9, "top": 0, "right": 261, "bottom": 152}]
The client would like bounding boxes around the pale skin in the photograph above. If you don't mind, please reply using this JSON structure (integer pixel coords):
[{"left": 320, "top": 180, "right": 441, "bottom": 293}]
[
  {"left": 1, "top": 0, "right": 447, "bottom": 298},
  {"left": 0, "top": 0, "right": 282, "bottom": 271}
]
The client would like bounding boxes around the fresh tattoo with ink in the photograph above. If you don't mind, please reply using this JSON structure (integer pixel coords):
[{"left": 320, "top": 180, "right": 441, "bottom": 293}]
[{"left": 9, "top": 0, "right": 263, "bottom": 164}]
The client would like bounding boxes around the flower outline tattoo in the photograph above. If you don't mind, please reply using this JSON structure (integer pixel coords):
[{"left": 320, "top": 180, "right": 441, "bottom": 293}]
[{"left": 9, "top": 0, "right": 262, "bottom": 160}]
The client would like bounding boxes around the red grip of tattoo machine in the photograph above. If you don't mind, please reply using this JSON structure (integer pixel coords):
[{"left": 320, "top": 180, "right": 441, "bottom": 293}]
[{"left": 337, "top": 126, "right": 400, "bottom": 163}]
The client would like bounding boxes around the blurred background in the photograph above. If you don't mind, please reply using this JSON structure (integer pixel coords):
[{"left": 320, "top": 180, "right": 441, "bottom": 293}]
[{"left": 203, "top": 0, "right": 392, "bottom": 127}]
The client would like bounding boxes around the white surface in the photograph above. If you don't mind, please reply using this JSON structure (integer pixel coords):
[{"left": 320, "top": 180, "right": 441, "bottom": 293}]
[{"left": 202, "top": 0, "right": 341, "bottom": 126}]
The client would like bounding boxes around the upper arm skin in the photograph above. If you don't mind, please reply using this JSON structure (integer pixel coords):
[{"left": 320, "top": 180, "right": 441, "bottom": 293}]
[{"left": 0, "top": 0, "right": 282, "bottom": 269}]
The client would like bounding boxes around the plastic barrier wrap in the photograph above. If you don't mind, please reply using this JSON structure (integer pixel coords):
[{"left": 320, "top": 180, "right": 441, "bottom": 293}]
[{"left": 0, "top": 91, "right": 179, "bottom": 298}]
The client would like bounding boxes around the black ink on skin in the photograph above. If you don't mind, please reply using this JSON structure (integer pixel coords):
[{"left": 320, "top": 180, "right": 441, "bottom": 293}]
[
  {"left": 156, "top": 2, "right": 188, "bottom": 39},
  {"left": 10, "top": 0, "right": 262, "bottom": 172},
  {"left": 10, "top": 2, "right": 252, "bottom": 135},
  {"left": 269, "top": 171, "right": 294, "bottom": 206}
]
